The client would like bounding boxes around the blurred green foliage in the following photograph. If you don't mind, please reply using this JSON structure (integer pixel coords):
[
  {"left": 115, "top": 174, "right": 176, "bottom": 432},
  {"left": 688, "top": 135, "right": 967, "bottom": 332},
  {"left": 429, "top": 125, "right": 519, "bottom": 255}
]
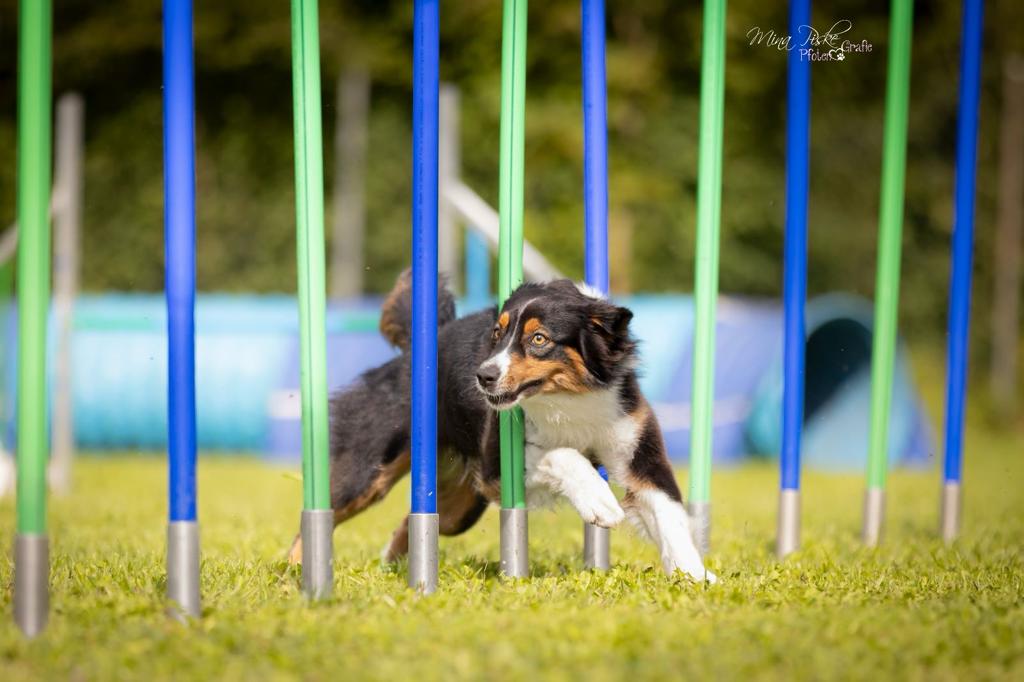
[{"left": 0, "top": 0, "right": 1022, "bottom": 343}]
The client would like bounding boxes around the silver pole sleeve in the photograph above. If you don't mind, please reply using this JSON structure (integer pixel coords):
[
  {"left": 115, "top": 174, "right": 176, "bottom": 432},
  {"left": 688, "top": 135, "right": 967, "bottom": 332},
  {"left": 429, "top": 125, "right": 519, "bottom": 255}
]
[
  {"left": 583, "top": 522, "right": 610, "bottom": 570},
  {"left": 408, "top": 512, "right": 439, "bottom": 594},
  {"left": 14, "top": 533, "right": 48, "bottom": 637},
  {"left": 776, "top": 489, "right": 801, "bottom": 558},
  {"left": 500, "top": 507, "right": 529, "bottom": 578},
  {"left": 167, "top": 521, "right": 201, "bottom": 620},
  {"left": 862, "top": 487, "right": 886, "bottom": 547},
  {"left": 301, "top": 509, "right": 334, "bottom": 600},
  {"left": 940, "top": 481, "right": 961, "bottom": 544}
]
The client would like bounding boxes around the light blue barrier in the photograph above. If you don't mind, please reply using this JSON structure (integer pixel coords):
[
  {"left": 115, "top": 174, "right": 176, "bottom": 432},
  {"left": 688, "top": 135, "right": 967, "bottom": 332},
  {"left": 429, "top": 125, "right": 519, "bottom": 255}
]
[
  {"left": 0, "top": 292, "right": 932, "bottom": 469},
  {"left": 744, "top": 294, "right": 932, "bottom": 470}
]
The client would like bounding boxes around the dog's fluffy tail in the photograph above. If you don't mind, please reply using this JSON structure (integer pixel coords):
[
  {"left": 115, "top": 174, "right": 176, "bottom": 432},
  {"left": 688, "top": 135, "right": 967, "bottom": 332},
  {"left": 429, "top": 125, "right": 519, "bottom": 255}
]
[{"left": 379, "top": 267, "right": 458, "bottom": 352}]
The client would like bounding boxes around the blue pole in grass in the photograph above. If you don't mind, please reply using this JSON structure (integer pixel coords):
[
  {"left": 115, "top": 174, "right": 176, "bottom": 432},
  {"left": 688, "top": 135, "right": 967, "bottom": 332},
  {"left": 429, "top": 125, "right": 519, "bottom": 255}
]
[
  {"left": 583, "top": 0, "right": 609, "bottom": 295},
  {"left": 581, "top": 0, "right": 612, "bottom": 571},
  {"left": 941, "top": 0, "right": 984, "bottom": 543},
  {"left": 163, "top": 0, "right": 200, "bottom": 619},
  {"left": 409, "top": 0, "right": 440, "bottom": 593},
  {"left": 777, "top": 0, "right": 811, "bottom": 559}
]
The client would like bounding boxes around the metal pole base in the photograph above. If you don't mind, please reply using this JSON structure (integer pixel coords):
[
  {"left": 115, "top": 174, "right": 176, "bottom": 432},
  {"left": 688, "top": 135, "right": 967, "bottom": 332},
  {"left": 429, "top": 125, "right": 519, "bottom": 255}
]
[
  {"left": 583, "top": 522, "right": 610, "bottom": 570},
  {"left": 776, "top": 489, "right": 801, "bottom": 558},
  {"left": 940, "top": 481, "right": 961, "bottom": 544},
  {"left": 167, "top": 521, "right": 201, "bottom": 620},
  {"left": 862, "top": 488, "right": 886, "bottom": 547},
  {"left": 688, "top": 501, "right": 711, "bottom": 557},
  {"left": 14, "top": 534, "right": 49, "bottom": 638},
  {"left": 301, "top": 509, "right": 334, "bottom": 600},
  {"left": 500, "top": 507, "right": 529, "bottom": 578},
  {"left": 408, "top": 512, "right": 439, "bottom": 594}
]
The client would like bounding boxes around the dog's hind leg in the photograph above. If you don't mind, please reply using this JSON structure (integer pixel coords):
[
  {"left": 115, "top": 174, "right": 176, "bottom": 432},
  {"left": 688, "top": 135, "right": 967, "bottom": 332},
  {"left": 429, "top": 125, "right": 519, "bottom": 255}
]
[
  {"left": 287, "top": 449, "right": 411, "bottom": 565},
  {"left": 382, "top": 515, "right": 410, "bottom": 563},
  {"left": 382, "top": 454, "right": 489, "bottom": 564}
]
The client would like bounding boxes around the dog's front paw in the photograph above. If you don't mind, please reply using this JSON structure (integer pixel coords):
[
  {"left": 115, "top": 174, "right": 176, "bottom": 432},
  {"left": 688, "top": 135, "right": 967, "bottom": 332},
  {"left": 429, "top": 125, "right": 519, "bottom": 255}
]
[
  {"left": 573, "top": 485, "right": 626, "bottom": 528},
  {"left": 663, "top": 552, "right": 717, "bottom": 584}
]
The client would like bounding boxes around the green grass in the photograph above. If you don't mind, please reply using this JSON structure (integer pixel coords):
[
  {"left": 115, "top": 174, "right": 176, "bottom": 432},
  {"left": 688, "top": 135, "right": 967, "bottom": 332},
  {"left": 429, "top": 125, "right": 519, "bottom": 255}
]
[{"left": 1, "top": 425, "right": 1023, "bottom": 680}]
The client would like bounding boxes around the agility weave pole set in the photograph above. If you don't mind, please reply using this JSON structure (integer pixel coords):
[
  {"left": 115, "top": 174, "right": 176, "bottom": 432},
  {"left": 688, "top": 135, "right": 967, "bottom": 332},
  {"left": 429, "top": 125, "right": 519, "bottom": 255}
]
[
  {"left": 9, "top": 0, "right": 987, "bottom": 635},
  {"left": 773, "top": 0, "right": 985, "bottom": 555}
]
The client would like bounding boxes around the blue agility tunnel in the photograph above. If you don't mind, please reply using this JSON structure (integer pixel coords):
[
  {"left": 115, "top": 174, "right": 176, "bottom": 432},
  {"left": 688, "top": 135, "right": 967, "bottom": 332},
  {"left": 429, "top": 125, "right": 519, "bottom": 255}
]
[{"left": 0, "top": 292, "right": 932, "bottom": 470}]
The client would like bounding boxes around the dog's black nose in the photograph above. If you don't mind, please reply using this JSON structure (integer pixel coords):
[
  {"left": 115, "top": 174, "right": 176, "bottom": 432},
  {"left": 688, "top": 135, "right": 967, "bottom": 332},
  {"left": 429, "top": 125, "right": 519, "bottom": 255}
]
[{"left": 476, "top": 365, "right": 500, "bottom": 390}]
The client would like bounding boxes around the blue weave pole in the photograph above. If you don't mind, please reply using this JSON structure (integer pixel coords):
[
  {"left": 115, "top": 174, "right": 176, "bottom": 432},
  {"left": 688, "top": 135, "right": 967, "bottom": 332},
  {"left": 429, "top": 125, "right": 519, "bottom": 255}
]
[
  {"left": 583, "top": 0, "right": 609, "bottom": 295},
  {"left": 163, "top": 0, "right": 201, "bottom": 617},
  {"left": 582, "top": 0, "right": 612, "bottom": 570},
  {"left": 777, "top": 0, "right": 811, "bottom": 558},
  {"left": 409, "top": 0, "right": 441, "bottom": 592},
  {"left": 941, "top": 0, "right": 984, "bottom": 542}
]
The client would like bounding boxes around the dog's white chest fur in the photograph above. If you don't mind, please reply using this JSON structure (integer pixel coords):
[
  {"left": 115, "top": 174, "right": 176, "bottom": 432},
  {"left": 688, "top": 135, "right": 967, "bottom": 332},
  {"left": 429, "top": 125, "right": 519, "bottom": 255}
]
[{"left": 521, "top": 388, "right": 638, "bottom": 468}]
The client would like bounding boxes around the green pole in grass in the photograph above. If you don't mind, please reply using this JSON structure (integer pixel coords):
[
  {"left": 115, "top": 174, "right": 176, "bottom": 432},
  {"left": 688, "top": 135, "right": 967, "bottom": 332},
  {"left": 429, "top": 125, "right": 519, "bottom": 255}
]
[
  {"left": 14, "top": 0, "right": 52, "bottom": 637},
  {"left": 863, "top": 0, "right": 914, "bottom": 547},
  {"left": 290, "top": 0, "right": 333, "bottom": 597},
  {"left": 0, "top": 258, "right": 10, "bottom": 444},
  {"left": 688, "top": 0, "right": 727, "bottom": 557},
  {"left": 498, "top": 0, "right": 529, "bottom": 578}
]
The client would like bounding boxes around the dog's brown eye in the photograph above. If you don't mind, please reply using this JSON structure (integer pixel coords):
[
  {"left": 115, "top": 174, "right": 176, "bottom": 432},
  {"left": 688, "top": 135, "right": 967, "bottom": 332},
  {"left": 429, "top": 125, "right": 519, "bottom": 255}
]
[
  {"left": 530, "top": 333, "right": 547, "bottom": 347},
  {"left": 492, "top": 326, "right": 501, "bottom": 341}
]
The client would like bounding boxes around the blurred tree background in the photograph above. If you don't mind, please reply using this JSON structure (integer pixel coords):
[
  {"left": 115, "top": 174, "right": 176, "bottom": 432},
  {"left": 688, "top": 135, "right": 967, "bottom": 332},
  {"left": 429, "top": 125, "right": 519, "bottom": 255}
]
[{"left": 0, "top": 0, "right": 1022, "bottom": 352}]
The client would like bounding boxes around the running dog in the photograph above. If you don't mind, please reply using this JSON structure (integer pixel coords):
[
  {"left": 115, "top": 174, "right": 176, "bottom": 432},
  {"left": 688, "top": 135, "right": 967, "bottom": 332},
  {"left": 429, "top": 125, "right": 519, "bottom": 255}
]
[{"left": 288, "top": 270, "right": 715, "bottom": 582}]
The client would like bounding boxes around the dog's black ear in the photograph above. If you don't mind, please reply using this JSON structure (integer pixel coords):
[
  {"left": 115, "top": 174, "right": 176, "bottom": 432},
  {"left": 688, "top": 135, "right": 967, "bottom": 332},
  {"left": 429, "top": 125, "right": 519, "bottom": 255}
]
[
  {"left": 588, "top": 302, "right": 633, "bottom": 338},
  {"left": 578, "top": 301, "right": 635, "bottom": 384}
]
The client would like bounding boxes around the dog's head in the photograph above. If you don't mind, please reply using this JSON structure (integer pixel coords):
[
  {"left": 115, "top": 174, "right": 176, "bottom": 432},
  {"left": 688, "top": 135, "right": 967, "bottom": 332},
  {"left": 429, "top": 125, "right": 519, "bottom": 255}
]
[{"left": 475, "top": 280, "right": 635, "bottom": 410}]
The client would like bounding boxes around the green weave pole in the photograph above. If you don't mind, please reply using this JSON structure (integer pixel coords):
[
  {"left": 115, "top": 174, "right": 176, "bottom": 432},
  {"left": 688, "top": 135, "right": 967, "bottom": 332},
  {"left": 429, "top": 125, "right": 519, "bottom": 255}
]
[
  {"left": 498, "top": 0, "right": 527, "bottom": 510},
  {"left": 16, "top": 0, "right": 52, "bottom": 537},
  {"left": 0, "top": 259, "right": 10, "bottom": 451},
  {"left": 290, "top": 0, "right": 331, "bottom": 512},
  {"left": 866, "top": 0, "right": 914, "bottom": 495},
  {"left": 688, "top": 0, "right": 727, "bottom": 517}
]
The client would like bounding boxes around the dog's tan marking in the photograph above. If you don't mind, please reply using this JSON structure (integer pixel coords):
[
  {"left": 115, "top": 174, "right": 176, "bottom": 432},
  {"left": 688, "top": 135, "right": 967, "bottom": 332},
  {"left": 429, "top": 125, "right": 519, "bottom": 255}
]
[
  {"left": 287, "top": 451, "right": 411, "bottom": 565},
  {"left": 384, "top": 515, "right": 410, "bottom": 563},
  {"left": 287, "top": 535, "right": 303, "bottom": 564},
  {"left": 563, "top": 347, "right": 589, "bottom": 381},
  {"left": 504, "top": 355, "right": 589, "bottom": 394},
  {"left": 523, "top": 317, "right": 542, "bottom": 335},
  {"left": 629, "top": 399, "right": 652, "bottom": 421},
  {"left": 438, "top": 480, "right": 484, "bottom": 534},
  {"left": 336, "top": 450, "right": 411, "bottom": 522},
  {"left": 379, "top": 271, "right": 413, "bottom": 350},
  {"left": 498, "top": 311, "right": 510, "bottom": 330},
  {"left": 474, "top": 474, "right": 503, "bottom": 505}
]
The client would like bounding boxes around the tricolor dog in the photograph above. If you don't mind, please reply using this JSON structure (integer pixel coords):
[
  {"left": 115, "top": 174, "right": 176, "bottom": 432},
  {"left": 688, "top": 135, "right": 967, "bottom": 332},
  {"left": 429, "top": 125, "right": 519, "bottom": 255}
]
[{"left": 288, "top": 270, "right": 715, "bottom": 583}]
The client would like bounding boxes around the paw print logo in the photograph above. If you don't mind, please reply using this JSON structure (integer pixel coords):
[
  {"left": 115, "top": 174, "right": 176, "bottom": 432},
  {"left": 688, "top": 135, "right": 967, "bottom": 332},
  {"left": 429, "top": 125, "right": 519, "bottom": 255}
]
[{"left": 833, "top": 49, "right": 846, "bottom": 61}]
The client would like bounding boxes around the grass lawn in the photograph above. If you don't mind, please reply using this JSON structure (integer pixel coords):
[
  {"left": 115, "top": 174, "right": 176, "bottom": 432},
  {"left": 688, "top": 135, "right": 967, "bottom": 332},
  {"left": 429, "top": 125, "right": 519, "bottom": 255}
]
[
  {"left": 0, "top": 426, "right": 1021, "bottom": 681},
  {"left": 3, "top": 344, "right": 1024, "bottom": 682}
]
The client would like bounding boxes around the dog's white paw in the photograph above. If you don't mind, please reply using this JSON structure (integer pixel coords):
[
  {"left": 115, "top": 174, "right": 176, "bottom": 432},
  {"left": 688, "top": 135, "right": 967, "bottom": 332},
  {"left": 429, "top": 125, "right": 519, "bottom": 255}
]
[
  {"left": 572, "top": 484, "right": 625, "bottom": 528},
  {"left": 663, "top": 552, "right": 717, "bottom": 584}
]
